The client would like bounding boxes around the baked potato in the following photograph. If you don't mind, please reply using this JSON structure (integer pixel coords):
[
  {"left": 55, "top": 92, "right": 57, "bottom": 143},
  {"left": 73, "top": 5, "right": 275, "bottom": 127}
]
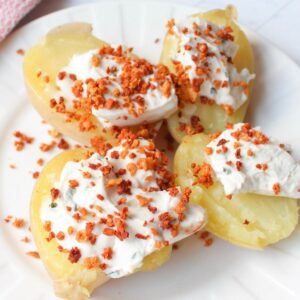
[
  {"left": 174, "top": 133, "right": 298, "bottom": 249},
  {"left": 160, "top": 7, "right": 254, "bottom": 142},
  {"left": 30, "top": 148, "right": 171, "bottom": 300},
  {"left": 24, "top": 23, "right": 163, "bottom": 146}
]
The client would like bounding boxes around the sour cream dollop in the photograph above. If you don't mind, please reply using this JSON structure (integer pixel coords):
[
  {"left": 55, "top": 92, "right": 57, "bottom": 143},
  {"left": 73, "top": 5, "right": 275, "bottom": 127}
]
[
  {"left": 206, "top": 123, "right": 300, "bottom": 198},
  {"left": 169, "top": 17, "right": 255, "bottom": 113},
  {"left": 41, "top": 138, "right": 206, "bottom": 278},
  {"left": 55, "top": 46, "right": 178, "bottom": 127}
]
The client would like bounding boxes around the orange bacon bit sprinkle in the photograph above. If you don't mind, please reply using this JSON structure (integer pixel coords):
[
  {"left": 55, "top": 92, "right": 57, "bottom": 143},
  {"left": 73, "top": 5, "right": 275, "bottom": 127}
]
[
  {"left": 13, "top": 131, "right": 34, "bottom": 151},
  {"left": 84, "top": 256, "right": 101, "bottom": 269},
  {"left": 69, "top": 180, "right": 79, "bottom": 188},
  {"left": 127, "top": 163, "right": 137, "bottom": 176},
  {"left": 226, "top": 194, "right": 232, "bottom": 200},
  {"left": 243, "top": 219, "right": 250, "bottom": 225},
  {"left": 68, "top": 226, "right": 74, "bottom": 235},
  {"left": 192, "top": 162, "right": 214, "bottom": 188},
  {"left": 102, "top": 247, "right": 113, "bottom": 260},
  {"left": 96, "top": 194, "right": 104, "bottom": 201},
  {"left": 32, "top": 171, "right": 40, "bottom": 179},
  {"left": 256, "top": 163, "right": 268, "bottom": 171},
  {"left": 56, "top": 231, "right": 65, "bottom": 241},
  {"left": 135, "top": 233, "right": 150, "bottom": 240},
  {"left": 26, "top": 251, "right": 40, "bottom": 259},
  {"left": 48, "top": 129, "right": 61, "bottom": 138},
  {"left": 204, "top": 147, "right": 213, "bottom": 155},
  {"left": 40, "top": 141, "right": 56, "bottom": 152},
  {"left": 68, "top": 247, "right": 81, "bottom": 263},
  {"left": 103, "top": 228, "right": 116, "bottom": 236},
  {"left": 221, "top": 104, "right": 234, "bottom": 116},
  {"left": 204, "top": 238, "right": 213, "bottom": 247},
  {"left": 13, "top": 218, "right": 25, "bottom": 228},
  {"left": 9, "top": 164, "right": 16, "bottom": 169},
  {"left": 43, "top": 221, "right": 52, "bottom": 232},
  {"left": 21, "top": 236, "right": 31, "bottom": 243},
  {"left": 36, "top": 158, "right": 44, "bottom": 166},
  {"left": 150, "top": 228, "right": 159, "bottom": 236},
  {"left": 136, "top": 195, "right": 152, "bottom": 207},
  {"left": 91, "top": 55, "right": 100, "bottom": 67},
  {"left": 247, "top": 149, "right": 254, "bottom": 157},
  {"left": 166, "top": 18, "right": 175, "bottom": 34},
  {"left": 199, "top": 231, "right": 214, "bottom": 247},
  {"left": 57, "top": 138, "right": 70, "bottom": 150},
  {"left": 273, "top": 182, "right": 281, "bottom": 195},
  {"left": 16, "top": 48, "right": 25, "bottom": 55},
  {"left": 50, "top": 188, "right": 60, "bottom": 200},
  {"left": 236, "top": 161, "right": 243, "bottom": 171}
]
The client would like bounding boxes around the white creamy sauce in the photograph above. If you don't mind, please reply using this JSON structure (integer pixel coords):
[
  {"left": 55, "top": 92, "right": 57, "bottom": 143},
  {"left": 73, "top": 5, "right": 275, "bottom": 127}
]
[
  {"left": 172, "top": 17, "right": 255, "bottom": 111},
  {"left": 206, "top": 123, "right": 300, "bottom": 198},
  {"left": 41, "top": 139, "right": 206, "bottom": 278},
  {"left": 56, "top": 49, "right": 178, "bottom": 127}
]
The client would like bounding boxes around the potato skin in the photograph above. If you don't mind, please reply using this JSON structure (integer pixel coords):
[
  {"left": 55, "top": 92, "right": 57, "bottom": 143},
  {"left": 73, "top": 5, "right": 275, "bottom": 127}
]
[
  {"left": 174, "top": 133, "right": 298, "bottom": 249},
  {"left": 31, "top": 148, "right": 171, "bottom": 299},
  {"left": 160, "top": 9, "right": 255, "bottom": 143},
  {"left": 24, "top": 23, "right": 160, "bottom": 146}
]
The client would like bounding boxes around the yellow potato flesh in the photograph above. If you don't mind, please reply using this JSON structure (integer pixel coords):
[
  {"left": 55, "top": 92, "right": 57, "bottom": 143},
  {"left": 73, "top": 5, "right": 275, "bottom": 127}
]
[
  {"left": 23, "top": 23, "right": 160, "bottom": 146},
  {"left": 31, "top": 148, "right": 171, "bottom": 299},
  {"left": 160, "top": 9, "right": 254, "bottom": 143},
  {"left": 174, "top": 134, "right": 298, "bottom": 249}
]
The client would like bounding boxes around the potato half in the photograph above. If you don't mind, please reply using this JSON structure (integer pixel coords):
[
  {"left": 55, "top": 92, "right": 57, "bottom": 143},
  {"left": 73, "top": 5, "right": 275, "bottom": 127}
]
[
  {"left": 174, "top": 134, "right": 298, "bottom": 249},
  {"left": 160, "top": 8, "right": 255, "bottom": 142},
  {"left": 30, "top": 148, "right": 171, "bottom": 300},
  {"left": 24, "top": 23, "right": 160, "bottom": 146}
]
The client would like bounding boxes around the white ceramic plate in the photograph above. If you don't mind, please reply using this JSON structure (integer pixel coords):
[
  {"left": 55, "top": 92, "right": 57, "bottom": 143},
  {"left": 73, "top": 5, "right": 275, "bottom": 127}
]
[{"left": 1, "top": 1, "right": 300, "bottom": 299}]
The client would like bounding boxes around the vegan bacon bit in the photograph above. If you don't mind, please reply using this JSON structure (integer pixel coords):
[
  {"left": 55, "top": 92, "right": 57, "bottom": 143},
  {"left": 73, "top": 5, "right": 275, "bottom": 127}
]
[
  {"left": 36, "top": 158, "right": 44, "bottom": 166},
  {"left": 50, "top": 188, "right": 60, "bottom": 201},
  {"left": 199, "top": 231, "right": 214, "bottom": 247},
  {"left": 204, "top": 238, "right": 213, "bottom": 247},
  {"left": 68, "top": 247, "right": 81, "bottom": 263},
  {"left": 16, "top": 48, "right": 25, "bottom": 55},
  {"left": 243, "top": 219, "right": 250, "bottom": 225},
  {"left": 69, "top": 180, "right": 79, "bottom": 188},
  {"left": 13, "top": 131, "right": 34, "bottom": 151},
  {"left": 40, "top": 141, "right": 56, "bottom": 152},
  {"left": 226, "top": 194, "right": 232, "bottom": 200},
  {"left": 136, "top": 195, "right": 152, "bottom": 206},
  {"left": 192, "top": 162, "right": 214, "bottom": 188},
  {"left": 57, "top": 138, "right": 70, "bottom": 150},
  {"left": 256, "top": 163, "right": 268, "bottom": 171},
  {"left": 135, "top": 233, "right": 150, "bottom": 240},
  {"left": 172, "top": 243, "right": 179, "bottom": 250},
  {"left": 84, "top": 256, "right": 101, "bottom": 269},
  {"left": 26, "top": 251, "right": 40, "bottom": 259},
  {"left": 21, "top": 236, "right": 31, "bottom": 243},
  {"left": 247, "top": 149, "right": 254, "bottom": 157},
  {"left": 13, "top": 218, "right": 25, "bottom": 228},
  {"left": 102, "top": 247, "right": 113, "bottom": 260},
  {"left": 9, "top": 164, "right": 16, "bottom": 169},
  {"left": 32, "top": 171, "right": 40, "bottom": 179},
  {"left": 48, "top": 129, "right": 61, "bottom": 138},
  {"left": 273, "top": 182, "right": 281, "bottom": 195}
]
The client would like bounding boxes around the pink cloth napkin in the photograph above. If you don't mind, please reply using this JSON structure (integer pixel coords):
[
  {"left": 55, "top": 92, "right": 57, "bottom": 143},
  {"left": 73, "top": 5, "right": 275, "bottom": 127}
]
[{"left": 0, "top": 0, "right": 41, "bottom": 42}]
